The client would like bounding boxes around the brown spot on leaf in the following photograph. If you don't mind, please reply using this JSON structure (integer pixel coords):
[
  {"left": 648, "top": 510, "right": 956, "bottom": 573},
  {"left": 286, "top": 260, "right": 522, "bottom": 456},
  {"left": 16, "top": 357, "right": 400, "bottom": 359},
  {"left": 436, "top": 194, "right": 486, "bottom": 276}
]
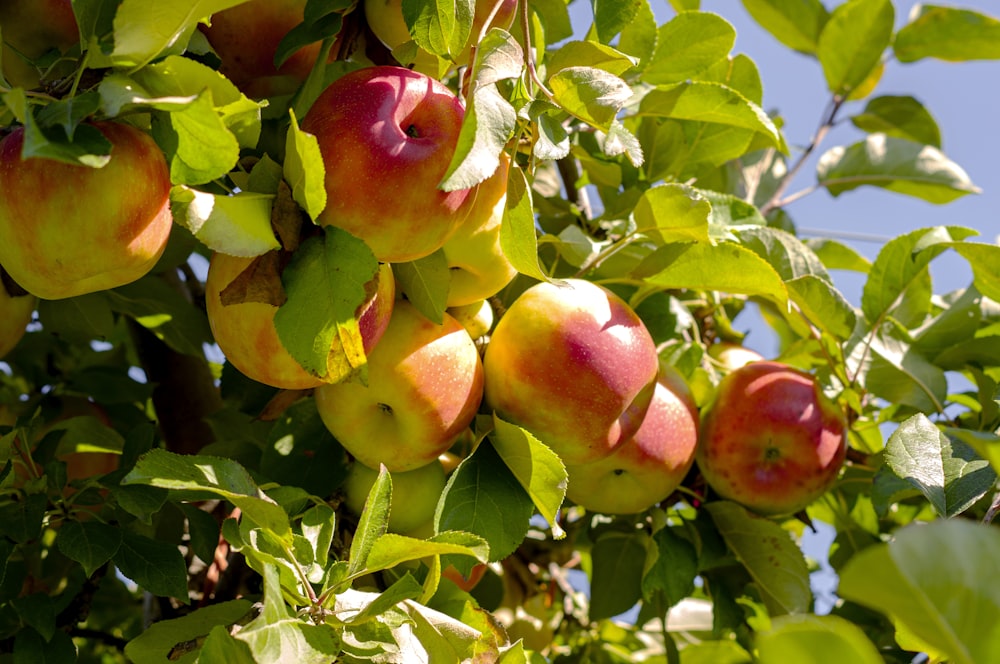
[
  {"left": 220, "top": 251, "right": 288, "bottom": 307},
  {"left": 271, "top": 181, "right": 305, "bottom": 252}
]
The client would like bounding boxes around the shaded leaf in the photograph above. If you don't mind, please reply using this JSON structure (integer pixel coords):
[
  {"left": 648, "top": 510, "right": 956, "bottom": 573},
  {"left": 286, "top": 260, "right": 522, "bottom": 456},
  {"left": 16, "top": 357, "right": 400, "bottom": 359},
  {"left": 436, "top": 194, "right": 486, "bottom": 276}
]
[
  {"left": 56, "top": 521, "right": 123, "bottom": 577},
  {"left": 850, "top": 95, "right": 941, "bottom": 147},
  {"left": 590, "top": 530, "right": 647, "bottom": 620},
  {"left": 114, "top": 531, "right": 189, "bottom": 600},
  {"left": 393, "top": 250, "right": 450, "bottom": 325}
]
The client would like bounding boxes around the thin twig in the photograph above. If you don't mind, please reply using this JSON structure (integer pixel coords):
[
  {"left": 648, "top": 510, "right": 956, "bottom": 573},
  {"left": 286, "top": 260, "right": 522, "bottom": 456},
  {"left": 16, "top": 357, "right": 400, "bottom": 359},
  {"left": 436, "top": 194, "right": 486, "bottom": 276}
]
[{"left": 518, "top": 0, "right": 556, "bottom": 102}]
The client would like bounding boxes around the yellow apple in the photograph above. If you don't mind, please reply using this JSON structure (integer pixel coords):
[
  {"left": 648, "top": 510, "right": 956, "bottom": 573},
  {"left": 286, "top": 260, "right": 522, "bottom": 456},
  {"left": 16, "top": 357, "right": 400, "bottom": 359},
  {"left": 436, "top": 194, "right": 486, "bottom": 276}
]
[
  {"left": 0, "top": 282, "right": 34, "bottom": 359},
  {"left": 441, "top": 157, "right": 516, "bottom": 307},
  {"left": 342, "top": 459, "right": 446, "bottom": 534},
  {"left": 483, "top": 279, "right": 659, "bottom": 465},
  {"left": 205, "top": 254, "right": 395, "bottom": 390},
  {"left": 314, "top": 299, "right": 484, "bottom": 472},
  {"left": 447, "top": 299, "right": 494, "bottom": 340},
  {"left": 565, "top": 366, "right": 699, "bottom": 514},
  {"left": 708, "top": 342, "right": 765, "bottom": 372}
]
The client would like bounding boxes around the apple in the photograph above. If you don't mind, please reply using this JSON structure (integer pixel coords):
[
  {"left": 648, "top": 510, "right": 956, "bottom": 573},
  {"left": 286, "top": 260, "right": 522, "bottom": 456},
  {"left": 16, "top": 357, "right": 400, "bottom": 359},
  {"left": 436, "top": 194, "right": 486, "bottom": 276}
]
[
  {"left": 0, "top": 0, "right": 78, "bottom": 88},
  {"left": 483, "top": 279, "right": 659, "bottom": 465},
  {"left": 0, "top": 282, "right": 34, "bottom": 359},
  {"left": 201, "top": 0, "right": 331, "bottom": 99},
  {"left": 342, "top": 459, "right": 446, "bottom": 534},
  {"left": 314, "top": 299, "right": 484, "bottom": 472},
  {"left": 300, "top": 66, "right": 475, "bottom": 263},
  {"left": 447, "top": 299, "right": 494, "bottom": 340},
  {"left": 365, "top": 0, "right": 517, "bottom": 67},
  {"left": 708, "top": 342, "right": 765, "bottom": 372},
  {"left": 0, "top": 122, "right": 172, "bottom": 300},
  {"left": 205, "top": 253, "right": 395, "bottom": 390},
  {"left": 565, "top": 366, "right": 699, "bottom": 514},
  {"left": 441, "top": 157, "right": 517, "bottom": 307},
  {"left": 695, "top": 361, "right": 848, "bottom": 515}
]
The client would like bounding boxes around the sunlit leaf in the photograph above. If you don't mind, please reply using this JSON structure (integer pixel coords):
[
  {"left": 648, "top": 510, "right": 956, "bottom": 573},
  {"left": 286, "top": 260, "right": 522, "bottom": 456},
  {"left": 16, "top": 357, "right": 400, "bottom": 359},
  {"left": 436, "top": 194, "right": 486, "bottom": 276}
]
[
  {"left": 894, "top": 5, "right": 1000, "bottom": 63},
  {"left": 644, "top": 11, "right": 735, "bottom": 84},
  {"left": 816, "top": 0, "right": 894, "bottom": 96},
  {"left": 741, "top": 0, "right": 830, "bottom": 54}
]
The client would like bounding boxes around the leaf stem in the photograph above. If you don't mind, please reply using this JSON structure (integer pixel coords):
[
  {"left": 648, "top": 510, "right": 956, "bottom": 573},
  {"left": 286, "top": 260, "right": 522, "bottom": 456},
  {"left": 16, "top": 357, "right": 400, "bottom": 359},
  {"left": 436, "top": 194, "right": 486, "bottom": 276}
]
[{"left": 518, "top": 0, "right": 556, "bottom": 103}]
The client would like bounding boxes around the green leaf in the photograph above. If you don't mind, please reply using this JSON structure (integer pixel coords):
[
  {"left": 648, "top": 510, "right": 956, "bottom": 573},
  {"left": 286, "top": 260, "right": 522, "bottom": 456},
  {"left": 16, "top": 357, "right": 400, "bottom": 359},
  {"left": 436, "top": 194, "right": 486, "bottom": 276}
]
[
  {"left": 839, "top": 519, "right": 1000, "bottom": 664},
  {"left": 948, "top": 429, "right": 1000, "bottom": 477},
  {"left": 548, "top": 66, "right": 632, "bottom": 131},
  {"left": 124, "top": 600, "right": 254, "bottom": 664},
  {"left": 274, "top": 228, "right": 377, "bottom": 381},
  {"left": 638, "top": 82, "right": 783, "bottom": 151},
  {"left": 787, "top": 275, "right": 858, "bottom": 340},
  {"left": 56, "top": 521, "right": 123, "bottom": 577},
  {"left": 171, "top": 187, "right": 279, "bottom": 257},
  {"left": 491, "top": 415, "right": 568, "bottom": 538},
  {"left": 37, "top": 293, "right": 116, "bottom": 343},
  {"left": 633, "top": 184, "right": 711, "bottom": 244},
  {"left": 616, "top": 0, "right": 657, "bottom": 72},
  {"left": 699, "top": 54, "right": 764, "bottom": 105},
  {"left": 300, "top": 504, "right": 336, "bottom": 569},
  {"left": 850, "top": 95, "right": 942, "bottom": 147},
  {"left": 757, "top": 614, "right": 883, "bottom": 664},
  {"left": 12, "top": 594, "right": 56, "bottom": 642},
  {"left": 804, "top": 238, "right": 872, "bottom": 273},
  {"left": 947, "top": 241, "right": 1000, "bottom": 304},
  {"left": 861, "top": 333, "right": 948, "bottom": 413},
  {"left": 816, "top": 0, "right": 894, "bottom": 96},
  {"left": 592, "top": 0, "right": 641, "bottom": 44},
  {"left": 435, "top": 441, "right": 534, "bottom": 562},
  {"left": 500, "top": 166, "right": 548, "bottom": 282},
  {"left": 642, "top": 526, "right": 698, "bottom": 608},
  {"left": 894, "top": 5, "right": 1000, "bottom": 63},
  {"left": 879, "top": 414, "right": 996, "bottom": 518},
  {"left": 817, "top": 134, "right": 980, "bottom": 204},
  {"left": 741, "top": 0, "right": 830, "bottom": 54},
  {"left": 548, "top": 41, "right": 636, "bottom": 77},
  {"left": 111, "top": 0, "right": 247, "bottom": 68},
  {"left": 634, "top": 242, "right": 789, "bottom": 304},
  {"left": 589, "top": 530, "right": 647, "bottom": 620},
  {"left": 340, "top": 573, "right": 424, "bottom": 625},
  {"left": 391, "top": 251, "right": 451, "bottom": 325},
  {"left": 680, "top": 641, "right": 753, "bottom": 664},
  {"left": 13, "top": 629, "right": 76, "bottom": 664},
  {"left": 284, "top": 109, "right": 328, "bottom": 220},
  {"left": 705, "top": 502, "right": 812, "bottom": 615},
  {"left": 122, "top": 448, "right": 292, "bottom": 539},
  {"left": 644, "top": 11, "right": 735, "bottom": 84},
  {"left": 736, "top": 226, "right": 830, "bottom": 281},
  {"left": 114, "top": 530, "right": 189, "bottom": 600},
  {"left": 404, "top": 0, "right": 474, "bottom": 58},
  {"left": 179, "top": 503, "right": 222, "bottom": 568},
  {"left": 348, "top": 465, "right": 391, "bottom": 576},
  {"left": 0, "top": 494, "right": 47, "bottom": 544},
  {"left": 107, "top": 276, "right": 213, "bottom": 358},
  {"left": 364, "top": 531, "right": 490, "bottom": 572},
  {"left": 198, "top": 625, "right": 257, "bottom": 664},
  {"left": 153, "top": 92, "right": 240, "bottom": 186},
  {"left": 261, "top": 399, "right": 347, "bottom": 498}
]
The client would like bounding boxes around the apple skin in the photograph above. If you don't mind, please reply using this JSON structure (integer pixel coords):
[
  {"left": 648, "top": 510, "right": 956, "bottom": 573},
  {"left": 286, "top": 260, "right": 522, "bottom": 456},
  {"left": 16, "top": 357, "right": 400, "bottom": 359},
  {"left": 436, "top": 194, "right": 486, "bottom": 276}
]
[
  {"left": 695, "top": 361, "right": 848, "bottom": 516},
  {"left": 708, "top": 342, "right": 765, "bottom": 372},
  {"left": 0, "top": 0, "right": 78, "bottom": 88},
  {"left": 201, "top": 0, "right": 329, "bottom": 98},
  {"left": 342, "top": 459, "right": 446, "bottom": 534},
  {"left": 0, "top": 285, "right": 34, "bottom": 359},
  {"left": 0, "top": 122, "right": 172, "bottom": 300},
  {"left": 441, "top": 157, "right": 516, "bottom": 307},
  {"left": 565, "top": 366, "right": 699, "bottom": 514},
  {"left": 206, "top": 256, "right": 395, "bottom": 390},
  {"left": 314, "top": 299, "right": 484, "bottom": 472},
  {"left": 301, "top": 66, "right": 475, "bottom": 263},
  {"left": 483, "top": 279, "right": 659, "bottom": 466},
  {"left": 447, "top": 299, "right": 494, "bottom": 340},
  {"left": 365, "top": 0, "right": 517, "bottom": 66}
]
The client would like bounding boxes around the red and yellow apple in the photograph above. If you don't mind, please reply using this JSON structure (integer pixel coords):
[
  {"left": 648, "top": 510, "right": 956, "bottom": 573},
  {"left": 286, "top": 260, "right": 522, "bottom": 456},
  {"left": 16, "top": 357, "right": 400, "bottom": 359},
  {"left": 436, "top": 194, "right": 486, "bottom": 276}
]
[
  {"left": 201, "top": 0, "right": 332, "bottom": 99},
  {"left": 0, "top": 283, "right": 34, "bottom": 359},
  {"left": 0, "top": 122, "right": 172, "bottom": 300},
  {"left": 441, "top": 157, "right": 516, "bottom": 307},
  {"left": 483, "top": 279, "right": 659, "bottom": 465},
  {"left": 696, "top": 361, "right": 848, "bottom": 515},
  {"left": 205, "top": 254, "right": 395, "bottom": 390},
  {"left": 301, "top": 66, "right": 475, "bottom": 263},
  {"left": 565, "top": 366, "right": 699, "bottom": 514},
  {"left": 447, "top": 299, "right": 494, "bottom": 340},
  {"left": 0, "top": 0, "right": 78, "bottom": 88},
  {"left": 314, "top": 299, "right": 484, "bottom": 472},
  {"left": 342, "top": 459, "right": 446, "bottom": 534}
]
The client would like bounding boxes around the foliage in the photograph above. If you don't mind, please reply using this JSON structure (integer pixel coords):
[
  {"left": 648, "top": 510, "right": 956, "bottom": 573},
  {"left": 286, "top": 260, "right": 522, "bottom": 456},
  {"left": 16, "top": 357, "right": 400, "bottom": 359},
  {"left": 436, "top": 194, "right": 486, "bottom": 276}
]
[{"left": 1, "top": 0, "right": 999, "bottom": 662}]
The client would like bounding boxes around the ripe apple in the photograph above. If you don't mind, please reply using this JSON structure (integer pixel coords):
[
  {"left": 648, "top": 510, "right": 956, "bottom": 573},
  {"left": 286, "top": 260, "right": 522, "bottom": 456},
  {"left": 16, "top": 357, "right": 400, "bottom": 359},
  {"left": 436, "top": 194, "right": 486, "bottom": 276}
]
[
  {"left": 201, "top": 0, "right": 331, "bottom": 99},
  {"left": 0, "top": 122, "right": 172, "bottom": 300},
  {"left": 441, "top": 157, "right": 517, "bottom": 307},
  {"left": 696, "top": 361, "right": 848, "bottom": 515},
  {"left": 342, "top": 459, "right": 446, "bottom": 534},
  {"left": 447, "top": 299, "right": 494, "bottom": 340},
  {"left": 365, "top": 0, "right": 517, "bottom": 66},
  {"left": 300, "top": 66, "right": 475, "bottom": 263},
  {"left": 483, "top": 279, "right": 659, "bottom": 465},
  {"left": 314, "top": 299, "right": 484, "bottom": 472},
  {"left": 0, "top": 0, "right": 79, "bottom": 88},
  {"left": 0, "top": 283, "right": 34, "bottom": 359},
  {"left": 205, "top": 253, "right": 395, "bottom": 390},
  {"left": 565, "top": 366, "right": 699, "bottom": 514},
  {"left": 708, "top": 342, "right": 765, "bottom": 371}
]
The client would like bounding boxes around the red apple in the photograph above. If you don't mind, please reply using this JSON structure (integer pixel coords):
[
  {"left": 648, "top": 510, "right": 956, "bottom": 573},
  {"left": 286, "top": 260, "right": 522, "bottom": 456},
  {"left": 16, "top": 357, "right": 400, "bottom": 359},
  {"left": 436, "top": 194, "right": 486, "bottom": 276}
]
[
  {"left": 483, "top": 279, "right": 659, "bottom": 465},
  {"left": 0, "top": 0, "right": 78, "bottom": 88},
  {"left": 205, "top": 254, "right": 395, "bottom": 390},
  {"left": 0, "top": 282, "right": 34, "bottom": 359},
  {"left": 300, "top": 66, "right": 475, "bottom": 263},
  {"left": 201, "top": 0, "right": 332, "bottom": 99},
  {"left": 441, "top": 156, "right": 517, "bottom": 307},
  {"left": 0, "top": 122, "right": 172, "bottom": 300},
  {"left": 314, "top": 299, "right": 484, "bottom": 472},
  {"left": 565, "top": 366, "right": 699, "bottom": 514},
  {"left": 696, "top": 361, "right": 848, "bottom": 515}
]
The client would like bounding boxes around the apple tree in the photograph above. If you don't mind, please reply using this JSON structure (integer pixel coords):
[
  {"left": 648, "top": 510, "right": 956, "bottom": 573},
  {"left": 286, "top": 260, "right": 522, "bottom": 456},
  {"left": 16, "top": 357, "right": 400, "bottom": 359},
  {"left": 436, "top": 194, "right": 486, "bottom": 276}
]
[{"left": 1, "top": 0, "right": 999, "bottom": 662}]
